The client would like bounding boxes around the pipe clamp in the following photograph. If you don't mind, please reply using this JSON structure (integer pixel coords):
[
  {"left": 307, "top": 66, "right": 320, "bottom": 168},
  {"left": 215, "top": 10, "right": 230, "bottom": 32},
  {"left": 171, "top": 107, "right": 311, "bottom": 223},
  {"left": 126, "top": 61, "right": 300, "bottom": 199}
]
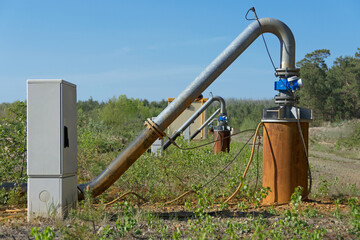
[{"left": 144, "top": 118, "right": 166, "bottom": 139}]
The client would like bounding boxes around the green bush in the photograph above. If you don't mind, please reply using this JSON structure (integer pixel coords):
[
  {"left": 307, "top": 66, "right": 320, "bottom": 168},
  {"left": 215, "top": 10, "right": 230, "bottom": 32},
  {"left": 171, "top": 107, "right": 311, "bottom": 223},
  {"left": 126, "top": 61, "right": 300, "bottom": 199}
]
[{"left": 0, "top": 101, "right": 27, "bottom": 183}]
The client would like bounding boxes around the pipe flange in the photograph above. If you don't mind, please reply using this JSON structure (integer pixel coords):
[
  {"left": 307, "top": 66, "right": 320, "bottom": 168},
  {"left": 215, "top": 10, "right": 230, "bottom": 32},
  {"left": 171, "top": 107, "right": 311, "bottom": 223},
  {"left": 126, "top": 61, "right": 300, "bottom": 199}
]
[
  {"left": 275, "top": 68, "right": 299, "bottom": 78},
  {"left": 144, "top": 118, "right": 166, "bottom": 139},
  {"left": 274, "top": 94, "right": 297, "bottom": 105}
]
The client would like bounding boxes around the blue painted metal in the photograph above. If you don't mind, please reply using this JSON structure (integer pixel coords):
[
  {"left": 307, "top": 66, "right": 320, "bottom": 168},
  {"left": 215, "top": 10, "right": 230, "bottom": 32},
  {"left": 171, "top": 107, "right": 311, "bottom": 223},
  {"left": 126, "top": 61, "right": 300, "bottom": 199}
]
[{"left": 275, "top": 78, "right": 302, "bottom": 92}]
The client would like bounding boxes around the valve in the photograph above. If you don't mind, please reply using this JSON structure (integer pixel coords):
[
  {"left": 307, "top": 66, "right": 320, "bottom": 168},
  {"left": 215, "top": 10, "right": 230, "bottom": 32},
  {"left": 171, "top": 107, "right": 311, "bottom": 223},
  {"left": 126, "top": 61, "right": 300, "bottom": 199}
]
[
  {"left": 274, "top": 76, "right": 302, "bottom": 93},
  {"left": 273, "top": 76, "right": 302, "bottom": 105},
  {"left": 218, "top": 115, "right": 228, "bottom": 126}
]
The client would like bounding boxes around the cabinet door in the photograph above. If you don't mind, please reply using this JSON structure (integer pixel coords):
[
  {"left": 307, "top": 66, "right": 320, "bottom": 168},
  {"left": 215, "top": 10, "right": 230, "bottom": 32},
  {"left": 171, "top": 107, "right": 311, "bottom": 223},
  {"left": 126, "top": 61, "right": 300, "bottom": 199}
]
[
  {"left": 27, "top": 82, "right": 61, "bottom": 175},
  {"left": 61, "top": 83, "right": 77, "bottom": 175}
]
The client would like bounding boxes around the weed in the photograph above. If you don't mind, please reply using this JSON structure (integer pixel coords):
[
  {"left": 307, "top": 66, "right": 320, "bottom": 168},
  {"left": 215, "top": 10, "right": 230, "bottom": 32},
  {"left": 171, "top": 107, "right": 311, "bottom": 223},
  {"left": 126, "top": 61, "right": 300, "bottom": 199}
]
[
  {"left": 303, "top": 206, "right": 319, "bottom": 218},
  {"left": 225, "top": 220, "right": 236, "bottom": 239},
  {"left": 333, "top": 198, "right": 342, "bottom": 219},
  {"left": 251, "top": 215, "right": 267, "bottom": 239},
  {"left": 172, "top": 227, "right": 182, "bottom": 240},
  {"left": 347, "top": 197, "right": 360, "bottom": 234},
  {"left": 252, "top": 186, "right": 271, "bottom": 208},
  {"left": 184, "top": 189, "right": 219, "bottom": 239},
  {"left": 146, "top": 211, "right": 155, "bottom": 229},
  {"left": 159, "top": 224, "right": 169, "bottom": 238},
  {"left": 290, "top": 186, "right": 303, "bottom": 209},
  {"left": 31, "top": 226, "right": 56, "bottom": 240},
  {"left": 318, "top": 176, "right": 329, "bottom": 199},
  {"left": 237, "top": 201, "right": 250, "bottom": 211},
  {"left": 114, "top": 201, "right": 138, "bottom": 237},
  {"left": 99, "top": 226, "right": 114, "bottom": 240},
  {"left": 0, "top": 187, "right": 9, "bottom": 205},
  {"left": 263, "top": 187, "right": 328, "bottom": 239},
  {"left": 7, "top": 186, "right": 26, "bottom": 207},
  {"left": 265, "top": 206, "right": 276, "bottom": 216},
  {"left": 347, "top": 183, "right": 360, "bottom": 196}
]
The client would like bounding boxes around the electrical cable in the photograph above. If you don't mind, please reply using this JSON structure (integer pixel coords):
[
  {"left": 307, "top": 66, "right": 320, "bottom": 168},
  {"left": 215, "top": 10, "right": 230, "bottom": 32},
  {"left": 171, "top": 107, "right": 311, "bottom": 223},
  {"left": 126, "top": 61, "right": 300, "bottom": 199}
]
[
  {"left": 224, "top": 122, "right": 263, "bottom": 203},
  {"left": 100, "top": 125, "right": 256, "bottom": 206},
  {"left": 166, "top": 128, "right": 255, "bottom": 151},
  {"left": 203, "top": 131, "right": 256, "bottom": 188},
  {"left": 164, "top": 190, "right": 196, "bottom": 205},
  {"left": 294, "top": 94, "right": 313, "bottom": 198},
  {"left": 94, "top": 191, "right": 148, "bottom": 207},
  {"left": 253, "top": 134, "right": 261, "bottom": 195},
  {"left": 246, "top": 7, "right": 277, "bottom": 71},
  {"left": 164, "top": 130, "right": 257, "bottom": 205}
]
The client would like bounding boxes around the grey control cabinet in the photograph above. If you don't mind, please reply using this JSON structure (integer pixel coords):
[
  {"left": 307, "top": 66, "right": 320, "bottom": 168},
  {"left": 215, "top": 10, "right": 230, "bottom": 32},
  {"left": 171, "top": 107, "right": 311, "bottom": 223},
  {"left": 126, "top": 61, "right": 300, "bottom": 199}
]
[{"left": 27, "top": 79, "right": 77, "bottom": 219}]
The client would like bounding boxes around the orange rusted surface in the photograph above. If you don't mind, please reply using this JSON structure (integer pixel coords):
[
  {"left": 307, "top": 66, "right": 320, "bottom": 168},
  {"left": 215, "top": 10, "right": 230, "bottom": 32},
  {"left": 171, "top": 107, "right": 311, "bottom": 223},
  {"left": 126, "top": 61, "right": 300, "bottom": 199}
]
[
  {"left": 262, "top": 122, "right": 309, "bottom": 204},
  {"left": 214, "top": 130, "right": 231, "bottom": 154}
]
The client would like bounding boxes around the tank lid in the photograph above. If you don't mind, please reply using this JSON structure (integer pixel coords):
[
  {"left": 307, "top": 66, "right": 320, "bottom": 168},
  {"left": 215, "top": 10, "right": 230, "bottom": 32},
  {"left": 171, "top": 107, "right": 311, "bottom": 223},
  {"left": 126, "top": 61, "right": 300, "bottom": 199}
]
[{"left": 261, "top": 105, "right": 312, "bottom": 123}]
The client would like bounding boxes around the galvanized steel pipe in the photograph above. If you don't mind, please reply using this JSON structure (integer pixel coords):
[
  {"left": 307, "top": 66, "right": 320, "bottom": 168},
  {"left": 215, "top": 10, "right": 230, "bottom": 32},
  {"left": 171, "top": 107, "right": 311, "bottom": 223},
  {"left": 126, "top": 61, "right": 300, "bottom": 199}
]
[
  {"left": 78, "top": 18, "right": 297, "bottom": 199},
  {"left": 154, "top": 18, "right": 296, "bottom": 130},
  {"left": 162, "top": 96, "right": 226, "bottom": 150},
  {"left": 190, "top": 108, "right": 221, "bottom": 141}
]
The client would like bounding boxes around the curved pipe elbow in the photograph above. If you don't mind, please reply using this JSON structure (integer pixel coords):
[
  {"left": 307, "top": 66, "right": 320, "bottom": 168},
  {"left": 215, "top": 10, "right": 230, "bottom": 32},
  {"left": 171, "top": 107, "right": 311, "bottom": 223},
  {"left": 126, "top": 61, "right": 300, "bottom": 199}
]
[
  {"left": 248, "top": 18, "right": 296, "bottom": 71},
  {"left": 155, "top": 18, "right": 296, "bottom": 130},
  {"left": 211, "top": 96, "right": 227, "bottom": 115},
  {"left": 176, "top": 95, "right": 226, "bottom": 133}
]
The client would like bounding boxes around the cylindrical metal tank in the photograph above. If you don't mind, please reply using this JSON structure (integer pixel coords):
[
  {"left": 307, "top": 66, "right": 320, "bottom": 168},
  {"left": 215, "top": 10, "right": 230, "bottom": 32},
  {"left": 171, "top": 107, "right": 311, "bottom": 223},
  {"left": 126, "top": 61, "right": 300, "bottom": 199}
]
[
  {"left": 261, "top": 105, "right": 312, "bottom": 204},
  {"left": 214, "top": 129, "right": 230, "bottom": 154},
  {"left": 262, "top": 122, "right": 309, "bottom": 204}
]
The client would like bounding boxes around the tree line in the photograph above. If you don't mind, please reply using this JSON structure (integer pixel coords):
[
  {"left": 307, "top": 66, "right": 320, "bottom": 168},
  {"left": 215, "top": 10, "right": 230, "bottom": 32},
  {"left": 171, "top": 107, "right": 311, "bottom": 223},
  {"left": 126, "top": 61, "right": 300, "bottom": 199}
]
[{"left": 297, "top": 49, "right": 360, "bottom": 122}]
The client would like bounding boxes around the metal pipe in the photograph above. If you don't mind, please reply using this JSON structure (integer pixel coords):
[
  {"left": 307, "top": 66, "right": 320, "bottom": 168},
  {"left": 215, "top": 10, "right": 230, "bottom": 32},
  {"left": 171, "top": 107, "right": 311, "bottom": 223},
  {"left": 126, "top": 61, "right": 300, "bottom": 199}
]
[
  {"left": 78, "top": 18, "right": 297, "bottom": 199},
  {"left": 190, "top": 108, "right": 220, "bottom": 141},
  {"left": 162, "top": 96, "right": 226, "bottom": 150},
  {"left": 78, "top": 127, "right": 159, "bottom": 198},
  {"left": 154, "top": 18, "right": 296, "bottom": 131}
]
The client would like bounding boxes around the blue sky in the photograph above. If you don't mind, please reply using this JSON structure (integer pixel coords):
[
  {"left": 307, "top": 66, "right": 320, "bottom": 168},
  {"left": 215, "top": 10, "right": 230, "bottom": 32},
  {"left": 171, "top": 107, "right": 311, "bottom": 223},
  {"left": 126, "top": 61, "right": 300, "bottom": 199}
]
[{"left": 0, "top": 0, "right": 359, "bottom": 103}]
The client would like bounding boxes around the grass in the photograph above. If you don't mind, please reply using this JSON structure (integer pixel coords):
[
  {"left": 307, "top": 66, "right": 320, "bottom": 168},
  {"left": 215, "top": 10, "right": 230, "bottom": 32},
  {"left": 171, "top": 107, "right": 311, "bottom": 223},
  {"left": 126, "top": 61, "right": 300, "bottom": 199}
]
[
  {"left": 87, "top": 134, "right": 262, "bottom": 204},
  {"left": 2, "top": 122, "right": 360, "bottom": 239},
  {"left": 310, "top": 119, "right": 360, "bottom": 159}
]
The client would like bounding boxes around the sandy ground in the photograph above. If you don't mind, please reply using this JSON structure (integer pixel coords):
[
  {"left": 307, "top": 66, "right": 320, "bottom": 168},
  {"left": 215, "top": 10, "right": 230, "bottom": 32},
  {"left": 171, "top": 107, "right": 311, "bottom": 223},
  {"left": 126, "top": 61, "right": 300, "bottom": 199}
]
[
  {"left": 308, "top": 123, "right": 360, "bottom": 193},
  {"left": 310, "top": 151, "right": 360, "bottom": 188}
]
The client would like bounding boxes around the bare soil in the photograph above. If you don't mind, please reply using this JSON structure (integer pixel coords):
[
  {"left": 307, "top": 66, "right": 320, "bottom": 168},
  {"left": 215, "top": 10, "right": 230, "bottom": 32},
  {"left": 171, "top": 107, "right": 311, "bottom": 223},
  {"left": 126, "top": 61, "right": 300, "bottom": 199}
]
[
  {"left": 1, "top": 126, "right": 359, "bottom": 239},
  {"left": 310, "top": 151, "right": 360, "bottom": 188}
]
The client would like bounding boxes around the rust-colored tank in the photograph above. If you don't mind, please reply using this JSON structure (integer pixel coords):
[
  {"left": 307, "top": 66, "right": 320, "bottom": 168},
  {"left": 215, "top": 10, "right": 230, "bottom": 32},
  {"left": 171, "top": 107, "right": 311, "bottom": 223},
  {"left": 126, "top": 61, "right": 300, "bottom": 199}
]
[
  {"left": 262, "top": 121, "right": 309, "bottom": 204},
  {"left": 214, "top": 129, "right": 230, "bottom": 154}
]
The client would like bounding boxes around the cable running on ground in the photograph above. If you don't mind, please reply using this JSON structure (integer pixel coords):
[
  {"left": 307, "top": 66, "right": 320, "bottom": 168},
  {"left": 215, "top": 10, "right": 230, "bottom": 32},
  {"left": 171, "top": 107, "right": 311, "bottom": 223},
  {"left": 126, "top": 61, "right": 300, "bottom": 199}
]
[
  {"left": 166, "top": 128, "right": 255, "bottom": 151},
  {"left": 165, "top": 129, "right": 257, "bottom": 205}
]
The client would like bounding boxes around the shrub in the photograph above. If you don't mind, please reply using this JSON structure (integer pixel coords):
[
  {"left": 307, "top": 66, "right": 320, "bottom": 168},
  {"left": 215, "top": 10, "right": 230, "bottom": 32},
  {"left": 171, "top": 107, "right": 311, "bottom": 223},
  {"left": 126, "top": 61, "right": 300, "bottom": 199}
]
[{"left": 0, "top": 101, "right": 27, "bottom": 183}]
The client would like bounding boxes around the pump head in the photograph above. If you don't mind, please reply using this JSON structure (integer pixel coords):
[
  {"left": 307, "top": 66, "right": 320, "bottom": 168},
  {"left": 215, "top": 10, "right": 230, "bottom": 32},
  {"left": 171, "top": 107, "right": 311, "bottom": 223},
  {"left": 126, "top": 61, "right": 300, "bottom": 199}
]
[
  {"left": 218, "top": 114, "right": 228, "bottom": 126},
  {"left": 274, "top": 76, "right": 302, "bottom": 93},
  {"left": 273, "top": 75, "right": 302, "bottom": 105}
]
